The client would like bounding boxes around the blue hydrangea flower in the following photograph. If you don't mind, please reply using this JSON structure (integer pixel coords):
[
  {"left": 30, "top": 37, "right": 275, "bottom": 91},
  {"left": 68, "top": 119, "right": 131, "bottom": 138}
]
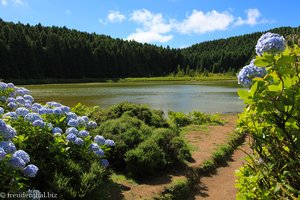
[
  {"left": 52, "top": 127, "right": 63, "bottom": 134},
  {"left": 101, "top": 159, "right": 109, "bottom": 167},
  {"left": 0, "top": 141, "right": 16, "bottom": 153},
  {"left": 0, "top": 119, "right": 6, "bottom": 132},
  {"left": 16, "top": 96, "right": 26, "bottom": 105},
  {"left": 53, "top": 133, "right": 62, "bottom": 137},
  {"left": 46, "top": 101, "right": 62, "bottom": 107},
  {"left": 10, "top": 156, "right": 26, "bottom": 169},
  {"left": 45, "top": 108, "right": 53, "bottom": 114},
  {"left": 66, "top": 112, "right": 77, "bottom": 120},
  {"left": 24, "top": 94, "right": 34, "bottom": 102},
  {"left": 16, "top": 87, "right": 30, "bottom": 96},
  {"left": 32, "top": 120, "right": 46, "bottom": 128},
  {"left": 66, "top": 127, "right": 79, "bottom": 135},
  {"left": 53, "top": 107, "right": 63, "bottom": 115},
  {"left": 8, "top": 102, "right": 17, "bottom": 109},
  {"left": 74, "top": 138, "right": 84, "bottom": 145},
  {"left": 32, "top": 103, "right": 42, "bottom": 109},
  {"left": 94, "top": 148, "right": 104, "bottom": 157},
  {"left": 77, "top": 117, "right": 86, "bottom": 125},
  {"left": 24, "top": 113, "right": 42, "bottom": 123},
  {"left": 0, "top": 107, "right": 3, "bottom": 115},
  {"left": 105, "top": 139, "right": 115, "bottom": 147},
  {"left": 0, "top": 82, "right": 8, "bottom": 90},
  {"left": 2, "top": 112, "right": 18, "bottom": 120},
  {"left": 61, "top": 106, "right": 70, "bottom": 113},
  {"left": 88, "top": 121, "right": 97, "bottom": 128},
  {"left": 16, "top": 107, "right": 30, "bottom": 117},
  {"left": 2, "top": 125, "right": 17, "bottom": 140},
  {"left": 27, "top": 189, "right": 41, "bottom": 200},
  {"left": 7, "top": 83, "right": 14, "bottom": 88},
  {"left": 89, "top": 143, "right": 100, "bottom": 152},
  {"left": 9, "top": 92, "right": 16, "bottom": 98},
  {"left": 255, "top": 32, "right": 286, "bottom": 56},
  {"left": 78, "top": 130, "right": 89, "bottom": 137},
  {"left": 38, "top": 108, "right": 47, "bottom": 115},
  {"left": 23, "top": 164, "right": 39, "bottom": 178},
  {"left": 7, "top": 97, "right": 16, "bottom": 103},
  {"left": 0, "top": 147, "right": 6, "bottom": 160},
  {"left": 68, "top": 119, "right": 79, "bottom": 127},
  {"left": 66, "top": 133, "right": 77, "bottom": 142},
  {"left": 237, "top": 60, "right": 267, "bottom": 87},
  {"left": 94, "top": 135, "right": 105, "bottom": 145},
  {"left": 13, "top": 150, "right": 30, "bottom": 164},
  {"left": 24, "top": 103, "right": 32, "bottom": 109}
]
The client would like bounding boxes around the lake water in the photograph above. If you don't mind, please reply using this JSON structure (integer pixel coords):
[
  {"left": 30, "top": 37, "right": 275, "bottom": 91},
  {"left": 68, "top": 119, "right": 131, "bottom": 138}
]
[{"left": 23, "top": 80, "right": 244, "bottom": 114}]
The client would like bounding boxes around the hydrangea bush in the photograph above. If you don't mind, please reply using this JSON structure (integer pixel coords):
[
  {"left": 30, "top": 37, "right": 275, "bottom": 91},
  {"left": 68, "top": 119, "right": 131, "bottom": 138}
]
[
  {"left": 0, "top": 83, "right": 115, "bottom": 198},
  {"left": 236, "top": 32, "right": 300, "bottom": 199}
]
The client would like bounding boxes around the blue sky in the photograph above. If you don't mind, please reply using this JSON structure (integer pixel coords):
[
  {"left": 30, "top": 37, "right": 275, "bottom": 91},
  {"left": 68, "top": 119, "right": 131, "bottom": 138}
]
[{"left": 0, "top": 0, "right": 299, "bottom": 48}]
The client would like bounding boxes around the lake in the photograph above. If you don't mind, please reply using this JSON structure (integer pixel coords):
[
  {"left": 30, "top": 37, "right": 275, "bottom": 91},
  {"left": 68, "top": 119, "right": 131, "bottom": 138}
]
[{"left": 23, "top": 80, "right": 244, "bottom": 114}]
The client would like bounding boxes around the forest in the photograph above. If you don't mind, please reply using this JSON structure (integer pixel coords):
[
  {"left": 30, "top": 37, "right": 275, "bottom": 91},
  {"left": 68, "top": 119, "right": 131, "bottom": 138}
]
[{"left": 0, "top": 18, "right": 299, "bottom": 81}]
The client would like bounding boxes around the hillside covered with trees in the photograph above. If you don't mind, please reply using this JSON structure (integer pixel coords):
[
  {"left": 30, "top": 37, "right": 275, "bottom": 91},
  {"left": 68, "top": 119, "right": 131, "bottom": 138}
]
[{"left": 0, "top": 18, "right": 299, "bottom": 81}]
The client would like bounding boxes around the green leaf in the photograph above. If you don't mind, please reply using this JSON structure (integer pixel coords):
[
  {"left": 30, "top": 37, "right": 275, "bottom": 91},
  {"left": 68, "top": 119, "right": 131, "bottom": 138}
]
[
  {"left": 249, "top": 82, "right": 258, "bottom": 97},
  {"left": 254, "top": 57, "right": 270, "bottom": 67},
  {"left": 268, "top": 83, "right": 282, "bottom": 92},
  {"left": 238, "top": 89, "right": 250, "bottom": 100}
]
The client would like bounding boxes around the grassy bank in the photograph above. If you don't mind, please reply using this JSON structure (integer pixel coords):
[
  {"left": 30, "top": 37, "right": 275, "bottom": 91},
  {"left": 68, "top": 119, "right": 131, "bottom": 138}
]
[{"left": 2, "top": 73, "right": 236, "bottom": 85}]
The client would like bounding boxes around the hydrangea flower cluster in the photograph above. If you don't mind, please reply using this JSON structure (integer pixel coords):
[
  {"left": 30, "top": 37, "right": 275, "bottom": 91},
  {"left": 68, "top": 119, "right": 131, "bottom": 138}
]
[
  {"left": 238, "top": 33, "right": 286, "bottom": 87},
  {"left": 0, "top": 81, "right": 116, "bottom": 183},
  {"left": 255, "top": 32, "right": 286, "bottom": 56},
  {"left": 237, "top": 60, "right": 267, "bottom": 87}
]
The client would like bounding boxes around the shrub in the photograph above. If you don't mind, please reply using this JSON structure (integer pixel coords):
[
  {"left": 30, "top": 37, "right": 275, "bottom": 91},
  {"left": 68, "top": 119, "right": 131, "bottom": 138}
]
[
  {"left": 0, "top": 83, "right": 114, "bottom": 199},
  {"left": 236, "top": 32, "right": 300, "bottom": 199}
]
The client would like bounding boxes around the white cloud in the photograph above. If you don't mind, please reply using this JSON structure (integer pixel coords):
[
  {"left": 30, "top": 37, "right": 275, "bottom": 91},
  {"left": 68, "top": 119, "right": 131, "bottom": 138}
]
[
  {"left": 235, "top": 9, "right": 267, "bottom": 26},
  {"left": 175, "top": 10, "right": 234, "bottom": 34},
  {"left": 65, "top": 9, "right": 72, "bottom": 16},
  {"left": 1, "top": 0, "right": 8, "bottom": 6},
  {"left": 127, "top": 9, "right": 173, "bottom": 43},
  {"left": 1, "top": 0, "right": 28, "bottom": 7},
  {"left": 107, "top": 10, "right": 126, "bottom": 23},
  {"left": 98, "top": 18, "right": 107, "bottom": 25}
]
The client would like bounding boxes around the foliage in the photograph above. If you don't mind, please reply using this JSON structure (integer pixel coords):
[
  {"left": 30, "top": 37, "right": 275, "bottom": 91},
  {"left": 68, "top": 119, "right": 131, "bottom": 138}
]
[
  {"left": 91, "top": 102, "right": 191, "bottom": 178},
  {"left": 236, "top": 33, "right": 300, "bottom": 199},
  {"left": 0, "top": 19, "right": 299, "bottom": 82},
  {"left": 0, "top": 83, "right": 114, "bottom": 199},
  {"left": 168, "top": 111, "right": 223, "bottom": 127}
]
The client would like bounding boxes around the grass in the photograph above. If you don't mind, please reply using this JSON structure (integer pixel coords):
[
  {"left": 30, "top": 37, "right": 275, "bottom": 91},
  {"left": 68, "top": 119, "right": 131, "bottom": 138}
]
[
  {"left": 120, "top": 73, "right": 236, "bottom": 82},
  {"left": 111, "top": 173, "right": 138, "bottom": 185}
]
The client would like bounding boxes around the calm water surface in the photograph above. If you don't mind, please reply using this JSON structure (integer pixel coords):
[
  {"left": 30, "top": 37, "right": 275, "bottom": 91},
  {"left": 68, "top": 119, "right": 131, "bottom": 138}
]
[{"left": 23, "top": 80, "right": 244, "bottom": 114}]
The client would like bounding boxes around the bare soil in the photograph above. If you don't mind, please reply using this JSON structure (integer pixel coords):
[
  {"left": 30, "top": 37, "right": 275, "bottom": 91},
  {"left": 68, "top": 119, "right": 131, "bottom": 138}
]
[{"left": 117, "top": 114, "right": 241, "bottom": 200}]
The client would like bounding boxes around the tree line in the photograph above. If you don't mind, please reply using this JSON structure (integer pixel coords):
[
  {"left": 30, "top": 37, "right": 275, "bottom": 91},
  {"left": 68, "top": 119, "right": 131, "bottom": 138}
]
[{"left": 0, "top": 18, "right": 299, "bottom": 81}]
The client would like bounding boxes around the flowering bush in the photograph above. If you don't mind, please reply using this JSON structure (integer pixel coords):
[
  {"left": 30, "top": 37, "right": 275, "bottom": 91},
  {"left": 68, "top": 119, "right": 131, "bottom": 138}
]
[
  {"left": 236, "top": 33, "right": 300, "bottom": 199},
  {"left": 0, "top": 82, "right": 115, "bottom": 199}
]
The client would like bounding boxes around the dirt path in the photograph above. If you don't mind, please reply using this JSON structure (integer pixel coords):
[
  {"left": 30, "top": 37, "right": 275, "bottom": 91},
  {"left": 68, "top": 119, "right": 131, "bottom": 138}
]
[
  {"left": 119, "top": 114, "right": 239, "bottom": 200},
  {"left": 188, "top": 137, "right": 252, "bottom": 200}
]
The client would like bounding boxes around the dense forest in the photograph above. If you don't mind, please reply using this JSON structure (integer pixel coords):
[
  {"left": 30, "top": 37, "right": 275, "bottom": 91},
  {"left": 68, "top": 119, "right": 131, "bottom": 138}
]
[{"left": 0, "top": 18, "right": 299, "bottom": 81}]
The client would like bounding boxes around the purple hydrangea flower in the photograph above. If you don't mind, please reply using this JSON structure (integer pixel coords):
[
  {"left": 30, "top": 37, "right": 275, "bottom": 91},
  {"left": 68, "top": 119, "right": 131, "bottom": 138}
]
[
  {"left": 23, "top": 164, "right": 39, "bottom": 177},
  {"left": 78, "top": 130, "right": 89, "bottom": 137},
  {"left": 13, "top": 150, "right": 30, "bottom": 164},
  {"left": 66, "top": 112, "right": 77, "bottom": 120},
  {"left": 53, "top": 107, "right": 63, "bottom": 115},
  {"left": 0, "top": 147, "right": 6, "bottom": 160},
  {"left": 46, "top": 101, "right": 62, "bottom": 107},
  {"left": 61, "top": 106, "right": 70, "bottom": 113},
  {"left": 2, "top": 112, "right": 18, "bottom": 120},
  {"left": 74, "top": 138, "right": 84, "bottom": 145},
  {"left": 52, "top": 127, "right": 63, "bottom": 134},
  {"left": 32, "top": 103, "right": 42, "bottom": 109},
  {"left": 94, "top": 135, "right": 105, "bottom": 145},
  {"left": 68, "top": 119, "right": 79, "bottom": 127},
  {"left": 89, "top": 143, "right": 100, "bottom": 152},
  {"left": 23, "top": 94, "right": 34, "bottom": 102},
  {"left": 16, "top": 107, "right": 30, "bottom": 117},
  {"left": 105, "top": 139, "right": 115, "bottom": 147},
  {"left": 94, "top": 148, "right": 104, "bottom": 157},
  {"left": 0, "top": 82, "right": 8, "bottom": 90},
  {"left": 7, "top": 83, "right": 14, "bottom": 88},
  {"left": 255, "top": 32, "right": 286, "bottom": 56},
  {"left": 66, "top": 127, "right": 78, "bottom": 135},
  {"left": 66, "top": 133, "right": 77, "bottom": 142},
  {"left": 16, "top": 96, "right": 26, "bottom": 105},
  {"left": 15, "top": 87, "right": 30, "bottom": 96},
  {"left": 0, "top": 141, "right": 16, "bottom": 153},
  {"left": 10, "top": 156, "right": 26, "bottom": 169},
  {"left": 101, "top": 159, "right": 109, "bottom": 167},
  {"left": 32, "top": 120, "right": 46, "bottom": 128},
  {"left": 38, "top": 108, "right": 47, "bottom": 115},
  {"left": 7, "top": 97, "right": 16, "bottom": 103},
  {"left": 24, "top": 113, "right": 42, "bottom": 123},
  {"left": 0, "top": 107, "right": 3, "bottom": 115},
  {"left": 2, "top": 125, "right": 17, "bottom": 140},
  {"left": 237, "top": 60, "right": 267, "bottom": 87},
  {"left": 88, "top": 121, "right": 97, "bottom": 128},
  {"left": 8, "top": 102, "right": 17, "bottom": 109}
]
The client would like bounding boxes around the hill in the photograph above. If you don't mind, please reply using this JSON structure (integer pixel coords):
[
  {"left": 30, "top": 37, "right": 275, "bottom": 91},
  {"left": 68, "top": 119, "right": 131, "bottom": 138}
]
[{"left": 0, "top": 19, "right": 299, "bottom": 82}]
